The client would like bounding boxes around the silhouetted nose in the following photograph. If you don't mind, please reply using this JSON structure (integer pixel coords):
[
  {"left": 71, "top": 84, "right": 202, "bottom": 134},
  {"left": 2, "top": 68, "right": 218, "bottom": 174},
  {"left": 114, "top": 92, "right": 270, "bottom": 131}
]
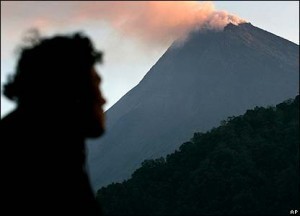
[{"left": 100, "top": 97, "right": 106, "bottom": 106}]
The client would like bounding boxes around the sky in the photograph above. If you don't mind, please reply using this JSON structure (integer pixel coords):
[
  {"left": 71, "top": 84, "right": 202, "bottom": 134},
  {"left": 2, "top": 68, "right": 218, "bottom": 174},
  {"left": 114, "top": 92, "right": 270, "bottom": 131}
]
[{"left": 1, "top": 1, "right": 299, "bottom": 118}]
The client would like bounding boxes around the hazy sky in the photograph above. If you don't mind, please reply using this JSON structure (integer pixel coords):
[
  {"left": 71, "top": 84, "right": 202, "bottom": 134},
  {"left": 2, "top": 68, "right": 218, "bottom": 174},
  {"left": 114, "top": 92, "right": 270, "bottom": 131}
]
[{"left": 1, "top": 1, "right": 299, "bottom": 118}]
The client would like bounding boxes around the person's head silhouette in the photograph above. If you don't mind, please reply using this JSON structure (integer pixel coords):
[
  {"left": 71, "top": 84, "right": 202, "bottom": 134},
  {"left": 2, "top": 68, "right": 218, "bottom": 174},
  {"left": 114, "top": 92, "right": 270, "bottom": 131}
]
[
  {"left": 3, "top": 31, "right": 106, "bottom": 137},
  {"left": 2, "top": 31, "right": 106, "bottom": 215}
]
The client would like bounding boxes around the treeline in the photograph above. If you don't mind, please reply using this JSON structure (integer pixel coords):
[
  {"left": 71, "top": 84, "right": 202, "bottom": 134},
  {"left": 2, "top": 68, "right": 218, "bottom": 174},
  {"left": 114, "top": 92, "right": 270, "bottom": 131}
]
[{"left": 96, "top": 96, "right": 299, "bottom": 215}]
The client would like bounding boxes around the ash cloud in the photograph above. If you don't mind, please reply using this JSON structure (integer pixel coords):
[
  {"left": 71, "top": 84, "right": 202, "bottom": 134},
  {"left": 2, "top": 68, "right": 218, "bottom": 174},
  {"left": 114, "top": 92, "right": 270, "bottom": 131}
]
[
  {"left": 75, "top": 1, "right": 246, "bottom": 46},
  {"left": 2, "top": 1, "right": 246, "bottom": 48}
]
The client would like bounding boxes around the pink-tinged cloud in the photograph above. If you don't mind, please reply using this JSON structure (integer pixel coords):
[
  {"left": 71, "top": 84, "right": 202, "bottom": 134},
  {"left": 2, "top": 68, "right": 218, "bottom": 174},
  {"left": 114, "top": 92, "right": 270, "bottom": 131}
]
[
  {"left": 2, "top": 1, "right": 246, "bottom": 48},
  {"left": 75, "top": 1, "right": 246, "bottom": 45}
]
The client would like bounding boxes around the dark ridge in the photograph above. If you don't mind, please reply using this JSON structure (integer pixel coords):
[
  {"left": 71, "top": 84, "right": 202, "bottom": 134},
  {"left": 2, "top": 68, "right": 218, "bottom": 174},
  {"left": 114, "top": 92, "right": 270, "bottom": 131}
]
[{"left": 96, "top": 96, "right": 299, "bottom": 215}]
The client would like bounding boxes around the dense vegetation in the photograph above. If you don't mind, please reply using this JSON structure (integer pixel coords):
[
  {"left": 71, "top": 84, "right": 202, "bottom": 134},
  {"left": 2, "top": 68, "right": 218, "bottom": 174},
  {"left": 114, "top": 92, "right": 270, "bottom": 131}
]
[{"left": 96, "top": 96, "right": 299, "bottom": 215}]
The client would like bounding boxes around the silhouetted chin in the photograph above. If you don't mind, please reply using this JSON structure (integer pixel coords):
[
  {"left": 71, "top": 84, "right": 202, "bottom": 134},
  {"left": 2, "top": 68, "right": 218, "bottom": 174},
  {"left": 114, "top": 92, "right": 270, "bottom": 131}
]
[{"left": 86, "top": 125, "right": 105, "bottom": 138}]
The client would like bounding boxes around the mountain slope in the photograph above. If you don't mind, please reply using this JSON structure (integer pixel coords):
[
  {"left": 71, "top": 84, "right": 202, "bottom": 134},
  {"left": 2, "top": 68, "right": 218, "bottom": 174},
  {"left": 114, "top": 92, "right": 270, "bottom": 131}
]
[
  {"left": 96, "top": 96, "right": 299, "bottom": 215},
  {"left": 88, "top": 23, "right": 299, "bottom": 190}
]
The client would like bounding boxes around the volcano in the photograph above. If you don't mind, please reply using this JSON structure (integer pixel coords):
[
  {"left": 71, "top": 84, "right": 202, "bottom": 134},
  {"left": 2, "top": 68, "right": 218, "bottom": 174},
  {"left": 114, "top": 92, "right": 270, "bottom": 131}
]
[{"left": 88, "top": 22, "right": 299, "bottom": 190}]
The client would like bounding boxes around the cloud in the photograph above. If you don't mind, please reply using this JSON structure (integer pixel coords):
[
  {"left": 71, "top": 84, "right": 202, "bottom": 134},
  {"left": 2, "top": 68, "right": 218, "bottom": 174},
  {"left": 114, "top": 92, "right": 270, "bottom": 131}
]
[
  {"left": 2, "top": 1, "right": 246, "bottom": 49},
  {"left": 74, "top": 1, "right": 246, "bottom": 46}
]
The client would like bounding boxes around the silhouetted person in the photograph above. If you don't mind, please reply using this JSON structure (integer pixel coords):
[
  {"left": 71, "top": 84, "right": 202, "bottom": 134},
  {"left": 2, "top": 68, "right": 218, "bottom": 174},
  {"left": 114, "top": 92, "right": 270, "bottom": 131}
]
[{"left": 2, "top": 32, "right": 106, "bottom": 215}]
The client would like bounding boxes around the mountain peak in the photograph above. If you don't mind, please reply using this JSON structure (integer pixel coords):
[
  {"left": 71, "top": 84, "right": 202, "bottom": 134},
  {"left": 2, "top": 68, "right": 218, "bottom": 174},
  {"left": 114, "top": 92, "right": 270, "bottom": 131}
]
[
  {"left": 88, "top": 20, "right": 299, "bottom": 190},
  {"left": 224, "top": 22, "right": 252, "bottom": 32}
]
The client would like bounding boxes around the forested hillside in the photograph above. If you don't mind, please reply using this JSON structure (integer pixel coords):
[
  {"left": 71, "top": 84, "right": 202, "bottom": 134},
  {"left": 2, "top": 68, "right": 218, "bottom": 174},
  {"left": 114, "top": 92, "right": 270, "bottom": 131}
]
[{"left": 96, "top": 96, "right": 299, "bottom": 215}]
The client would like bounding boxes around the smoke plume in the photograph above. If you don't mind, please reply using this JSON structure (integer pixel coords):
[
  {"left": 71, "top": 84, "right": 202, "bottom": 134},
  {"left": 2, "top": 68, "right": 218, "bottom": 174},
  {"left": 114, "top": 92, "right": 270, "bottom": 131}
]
[
  {"left": 2, "top": 1, "right": 247, "bottom": 50},
  {"left": 76, "top": 1, "right": 246, "bottom": 45}
]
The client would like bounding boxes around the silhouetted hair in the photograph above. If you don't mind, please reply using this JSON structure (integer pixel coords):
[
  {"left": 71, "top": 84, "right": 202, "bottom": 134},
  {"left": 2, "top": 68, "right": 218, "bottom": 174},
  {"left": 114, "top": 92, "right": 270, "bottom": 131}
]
[{"left": 3, "top": 31, "right": 102, "bottom": 107}]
